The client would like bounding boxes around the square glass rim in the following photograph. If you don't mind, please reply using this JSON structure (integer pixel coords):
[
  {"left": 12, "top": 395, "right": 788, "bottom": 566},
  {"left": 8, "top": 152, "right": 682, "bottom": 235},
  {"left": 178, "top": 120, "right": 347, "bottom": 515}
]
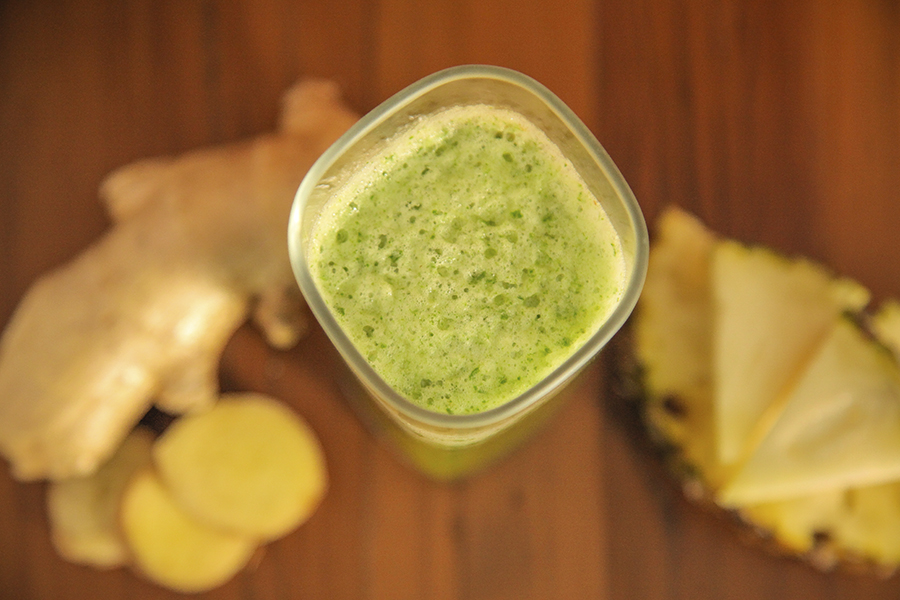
[{"left": 288, "top": 64, "right": 648, "bottom": 431}]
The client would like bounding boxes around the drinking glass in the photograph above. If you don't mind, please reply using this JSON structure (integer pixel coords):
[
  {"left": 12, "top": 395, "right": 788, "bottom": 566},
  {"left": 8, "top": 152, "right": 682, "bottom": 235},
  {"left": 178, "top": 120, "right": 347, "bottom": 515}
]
[{"left": 288, "top": 65, "right": 648, "bottom": 479}]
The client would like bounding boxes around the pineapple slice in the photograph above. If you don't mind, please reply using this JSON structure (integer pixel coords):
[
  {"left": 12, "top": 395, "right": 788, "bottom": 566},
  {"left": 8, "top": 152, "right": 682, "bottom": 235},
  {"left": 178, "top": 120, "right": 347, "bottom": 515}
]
[
  {"left": 712, "top": 242, "right": 869, "bottom": 466},
  {"left": 832, "top": 482, "right": 900, "bottom": 568},
  {"left": 739, "top": 356, "right": 900, "bottom": 572},
  {"left": 633, "top": 207, "right": 725, "bottom": 487},
  {"left": 744, "top": 482, "right": 900, "bottom": 571},
  {"left": 636, "top": 207, "right": 715, "bottom": 406},
  {"left": 741, "top": 488, "right": 849, "bottom": 557},
  {"left": 632, "top": 207, "right": 900, "bottom": 570},
  {"left": 631, "top": 207, "right": 900, "bottom": 571},
  {"left": 718, "top": 317, "right": 900, "bottom": 506},
  {"left": 871, "top": 300, "right": 900, "bottom": 359}
]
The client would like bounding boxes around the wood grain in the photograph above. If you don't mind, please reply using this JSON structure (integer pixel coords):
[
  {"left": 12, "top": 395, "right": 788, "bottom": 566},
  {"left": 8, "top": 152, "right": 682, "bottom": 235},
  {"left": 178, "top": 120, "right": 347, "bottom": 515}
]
[{"left": 2, "top": 0, "right": 900, "bottom": 598}]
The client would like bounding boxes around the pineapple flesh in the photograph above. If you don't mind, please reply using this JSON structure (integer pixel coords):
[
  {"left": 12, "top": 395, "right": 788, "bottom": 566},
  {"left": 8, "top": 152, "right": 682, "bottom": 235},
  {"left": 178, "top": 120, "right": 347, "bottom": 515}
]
[
  {"left": 634, "top": 207, "right": 725, "bottom": 488},
  {"left": 632, "top": 206, "right": 900, "bottom": 572},
  {"left": 712, "top": 242, "right": 869, "bottom": 466},
  {"left": 742, "top": 480, "right": 900, "bottom": 572},
  {"left": 719, "top": 318, "right": 900, "bottom": 506},
  {"left": 872, "top": 300, "right": 900, "bottom": 358}
]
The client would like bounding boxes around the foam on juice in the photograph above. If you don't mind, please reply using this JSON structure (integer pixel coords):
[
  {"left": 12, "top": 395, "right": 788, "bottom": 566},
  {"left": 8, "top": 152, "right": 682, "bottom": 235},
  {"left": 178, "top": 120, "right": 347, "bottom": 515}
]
[{"left": 309, "top": 105, "right": 625, "bottom": 414}]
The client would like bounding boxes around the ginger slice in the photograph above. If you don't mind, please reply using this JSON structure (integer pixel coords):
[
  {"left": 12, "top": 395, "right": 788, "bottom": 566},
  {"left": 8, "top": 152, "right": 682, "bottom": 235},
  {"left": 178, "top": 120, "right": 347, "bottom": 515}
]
[
  {"left": 46, "top": 427, "right": 154, "bottom": 568},
  {"left": 153, "top": 393, "right": 327, "bottom": 540},
  {"left": 0, "top": 80, "right": 358, "bottom": 480},
  {"left": 120, "top": 468, "right": 257, "bottom": 593}
]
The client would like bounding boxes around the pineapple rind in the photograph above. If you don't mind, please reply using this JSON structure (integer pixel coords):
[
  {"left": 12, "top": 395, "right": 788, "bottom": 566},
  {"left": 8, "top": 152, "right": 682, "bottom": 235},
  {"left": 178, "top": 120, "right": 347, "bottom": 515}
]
[
  {"left": 743, "top": 482, "right": 900, "bottom": 571},
  {"left": 713, "top": 243, "right": 870, "bottom": 466}
]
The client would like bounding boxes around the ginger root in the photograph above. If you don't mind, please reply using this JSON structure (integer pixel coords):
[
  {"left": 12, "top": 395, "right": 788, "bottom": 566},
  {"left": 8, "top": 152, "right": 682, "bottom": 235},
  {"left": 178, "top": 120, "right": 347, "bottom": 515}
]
[
  {"left": 0, "top": 81, "right": 358, "bottom": 480},
  {"left": 47, "top": 392, "right": 328, "bottom": 593}
]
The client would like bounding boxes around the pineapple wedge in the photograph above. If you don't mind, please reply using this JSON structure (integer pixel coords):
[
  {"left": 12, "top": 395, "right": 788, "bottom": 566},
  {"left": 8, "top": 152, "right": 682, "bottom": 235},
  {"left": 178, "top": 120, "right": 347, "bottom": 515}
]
[
  {"left": 636, "top": 207, "right": 715, "bottom": 405},
  {"left": 634, "top": 207, "right": 725, "bottom": 487},
  {"left": 740, "top": 488, "right": 850, "bottom": 558},
  {"left": 743, "top": 482, "right": 900, "bottom": 571},
  {"left": 832, "top": 482, "right": 900, "bottom": 568},
  {"left": 872, "top": 300, "right": 900, "bottom": 359},
  {"left": 630, "top": 206, "right": 900, "bottom": 571},
  {"left": 713, "top": 243, "right": 869, "bottom": 466},
  {"left": 719, "top": 318, "right": 900, "bottom": 506}
]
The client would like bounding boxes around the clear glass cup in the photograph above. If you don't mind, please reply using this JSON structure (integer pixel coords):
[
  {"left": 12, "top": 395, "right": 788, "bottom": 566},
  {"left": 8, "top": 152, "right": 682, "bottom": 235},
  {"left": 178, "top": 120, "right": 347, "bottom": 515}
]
[{"left": 288, "top": 65, "right": 648, "bottom": 479}]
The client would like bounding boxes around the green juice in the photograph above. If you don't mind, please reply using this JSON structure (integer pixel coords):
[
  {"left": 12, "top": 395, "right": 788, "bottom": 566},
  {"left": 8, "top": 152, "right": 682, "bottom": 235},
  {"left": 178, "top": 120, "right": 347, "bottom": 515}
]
[{"left": 309, "top": 105, "right": 626, "bottom": 416}]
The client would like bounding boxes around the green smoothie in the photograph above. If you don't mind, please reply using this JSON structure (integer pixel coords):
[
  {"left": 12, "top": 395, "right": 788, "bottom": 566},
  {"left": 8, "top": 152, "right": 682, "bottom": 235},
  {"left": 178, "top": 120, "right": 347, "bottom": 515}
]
[{"left": 309, "top": 105, "right": 625, "bottom": 415}]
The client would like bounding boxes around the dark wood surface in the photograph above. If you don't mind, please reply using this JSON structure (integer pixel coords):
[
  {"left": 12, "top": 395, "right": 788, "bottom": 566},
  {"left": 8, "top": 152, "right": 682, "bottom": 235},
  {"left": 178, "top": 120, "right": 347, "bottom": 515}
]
[{"left": 2, "top": 1, "right": 900, "bottom": 598}]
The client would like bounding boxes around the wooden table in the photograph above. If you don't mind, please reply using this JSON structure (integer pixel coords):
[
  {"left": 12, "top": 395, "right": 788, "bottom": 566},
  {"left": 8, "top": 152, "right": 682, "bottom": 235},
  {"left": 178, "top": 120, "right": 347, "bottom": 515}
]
[{"left": 2, "top": 1, "right": 900, "bottom": 598}]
